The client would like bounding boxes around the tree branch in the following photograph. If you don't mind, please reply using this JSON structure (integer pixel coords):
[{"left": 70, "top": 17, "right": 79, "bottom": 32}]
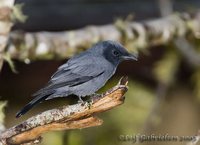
[
  {"left": 0, "top": 77, "right": 128, "bottom": 145},
  {"left": 0, "top": 0, "right": 15, "bottom": 71},
  {"left": 6, "top": 11, "right": 200, "bottom": 61},
  {"left": 158, "top": 0, "right": 200, "bottom": 67},
  {"left": 174, "top": 37, "right": 200, "bottom": 67}
]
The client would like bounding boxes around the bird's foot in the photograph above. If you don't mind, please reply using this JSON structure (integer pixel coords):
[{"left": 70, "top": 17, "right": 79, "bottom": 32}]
[
  {"left": 90, "top": 93, "right": 102, "bottom": 102},
  {"left": 78, "top": 96, "right": 84, "bottom": 104},
  {"left": 86, "top": 93, "right": 102, "bottom": 109},
  {"left": 85, "top": 100, "right": 93, "bottom": 109}
]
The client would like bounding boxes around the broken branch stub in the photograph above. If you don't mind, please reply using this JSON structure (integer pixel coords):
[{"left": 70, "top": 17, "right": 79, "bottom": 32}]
[{"left": 0, "top": 76, "right": 128, "bottom": 145}]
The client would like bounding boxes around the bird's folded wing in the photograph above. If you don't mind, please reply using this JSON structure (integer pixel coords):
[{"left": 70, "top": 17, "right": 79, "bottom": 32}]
[{"left": 33, "top": 55, "right": 104, "bottom": 96}]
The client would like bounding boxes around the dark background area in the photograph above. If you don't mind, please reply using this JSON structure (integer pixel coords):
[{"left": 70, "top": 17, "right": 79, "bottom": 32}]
[{"left": 13, "top": 0, "right": 200, "bottom": 31}]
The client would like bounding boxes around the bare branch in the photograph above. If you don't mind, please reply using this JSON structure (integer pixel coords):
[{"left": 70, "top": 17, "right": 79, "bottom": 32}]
[
  {"left": 6, "top": 12, "right": 200, "bottom": 61},
  {"left": 0, "top": 77, "right": 128, "bottom": 145}
]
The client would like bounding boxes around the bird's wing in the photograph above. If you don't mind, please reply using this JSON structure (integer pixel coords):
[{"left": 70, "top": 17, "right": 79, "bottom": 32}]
[{"left": 33, "top": 53, "right": 105, "bottom": 96}]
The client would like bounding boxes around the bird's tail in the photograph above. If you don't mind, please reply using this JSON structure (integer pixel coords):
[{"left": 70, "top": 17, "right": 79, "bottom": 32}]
[{"left": 16, "top": 92, "right": 53, "bottom": 118}]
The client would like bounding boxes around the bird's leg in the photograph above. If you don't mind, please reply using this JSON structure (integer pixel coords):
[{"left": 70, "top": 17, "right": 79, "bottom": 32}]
[
  {"left": 90, "top": 93, "right": 102, "bottom": 102},
  {"left": 78, "top": 96, "right": 84, "bottom": 104},
  {"left": 82, "top": 93, "right": 102, "bottom": 109}
]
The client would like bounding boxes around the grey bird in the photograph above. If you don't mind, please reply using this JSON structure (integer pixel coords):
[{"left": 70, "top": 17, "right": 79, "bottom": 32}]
[{"left": 16, "top": 40, "right": 138, "bottom": 118}]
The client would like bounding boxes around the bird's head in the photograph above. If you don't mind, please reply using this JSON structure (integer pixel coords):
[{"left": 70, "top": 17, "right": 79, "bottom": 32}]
[{"left": 91, "top": 40, "right": 138, "bottom": 65}]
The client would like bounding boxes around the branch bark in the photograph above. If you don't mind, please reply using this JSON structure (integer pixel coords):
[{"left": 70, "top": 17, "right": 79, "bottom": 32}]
[
  {"left": 6, "top": 11, "right": 200, "bottom": 61},
  {"left": 158, "top": 0, "right": 200, "bottom": 67},
  {"left": 0, "top": 77, "right": 128, "bottom": 145}
]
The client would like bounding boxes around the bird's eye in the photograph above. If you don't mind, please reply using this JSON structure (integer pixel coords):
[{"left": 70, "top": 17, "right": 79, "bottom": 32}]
[{"left": 112, "top": 50, "right": 120, "bottom": 56}]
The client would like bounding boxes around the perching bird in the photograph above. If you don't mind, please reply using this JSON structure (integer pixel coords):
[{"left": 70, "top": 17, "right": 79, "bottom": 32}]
[{"left": 16, "top": 40, "right": 138, "bottom": 118}]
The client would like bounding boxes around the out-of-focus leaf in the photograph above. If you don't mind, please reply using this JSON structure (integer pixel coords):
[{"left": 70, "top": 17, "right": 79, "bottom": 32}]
[
  {"left": 42, "top": 132, "right": 64, "bottom": 145},
  {"left": 153, "top": 50, "right": 179, "bottom": 85},
  {"left": 192, "top": 69, "right": 200, "bottom": 102},
  {"left": 3, "top": 52, "right": 18, "bottom": 73},
  {"left": 107, "top": 79, "right": 155, "bottom": 134},
  {"left": 67, "top": 131, "right": 84, "bottom": 145},
  {"left": 12, "top": 4, "right": 27, "bottom": 23},
  {"left": 0, "top": 101, "right": 7, "bottom": 133},
  {"left": 115, "top": 19, "right": 147, "bottom": 53}
]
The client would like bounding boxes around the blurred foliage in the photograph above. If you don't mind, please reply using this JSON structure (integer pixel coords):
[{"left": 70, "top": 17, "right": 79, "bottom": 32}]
[
  {"left": 42, "top": 132, "right": 64, "bottom": 145},
  {"left": 67, "top": 131, "right": 84, "bottom": 145},
  {"left": 192, "top": 69, "right": 200, "bottom": 102},
  {"left": 0, "top": 101, "right": 6, "bottom": 124},
  {"left": 11, "top": 4, "right": 27, "bottom": 23},
  {"left": 0, "top": 101, "right": 7, "bottom": 132},
  {"left": 153, "top": 48, "right": 180, "bottom": 85},
  {"left": 115, "top": 19, "right": 146, "bottom": 54},
  {"left": 3, "top": 52, "right": 17, "bottom": 73},
  {"left": 191, "top": 38, "right": 200, "bottom": 101}
]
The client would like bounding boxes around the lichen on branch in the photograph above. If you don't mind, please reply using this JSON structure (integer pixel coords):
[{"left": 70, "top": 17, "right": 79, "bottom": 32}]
[{"left": 6, "top": 12, "right": 200, "bottom": 62}]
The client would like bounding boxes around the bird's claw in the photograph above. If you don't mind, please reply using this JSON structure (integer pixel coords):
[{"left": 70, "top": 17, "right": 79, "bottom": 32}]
[
  {"left": 90, "top": 93, "right": 102, "bottom": 102},
  {"left": 85, "top": 100, "right": 93, "bottom": 109}
]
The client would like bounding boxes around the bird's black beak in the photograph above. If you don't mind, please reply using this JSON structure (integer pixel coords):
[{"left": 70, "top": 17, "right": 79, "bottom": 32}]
[{"left": 122, "top": 53, "right": 138, "bottom": 61}]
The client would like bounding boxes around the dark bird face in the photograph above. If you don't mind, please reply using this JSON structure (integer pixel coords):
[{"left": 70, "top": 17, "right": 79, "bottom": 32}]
[{"left": 91, "top": 40, "right": 138, "bottom": 65}]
